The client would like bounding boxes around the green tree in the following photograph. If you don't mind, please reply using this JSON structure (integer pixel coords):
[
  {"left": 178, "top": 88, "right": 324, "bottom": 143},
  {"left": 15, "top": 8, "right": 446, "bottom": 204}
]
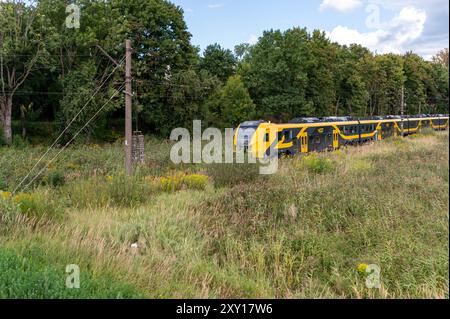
[
  {"left": 0, "top": 0, "right": 52, "bottom": 144},
  {"left": 334, "top": 45, "right": 369, "bottom": 116},
  {"left": 39, "top": 0, "right": 201, "bottom": 138},
  {"left": 200, "top": 43, "right": 237, "bottom": 82},
  {"left": 403, "top": 52, "right": 427, "bottom": 114},
  {"left": 304, "top": 30, "right": 337, "bottom": 116},
  {"left": 432, "top": 48, "right": 449, "bottom": 69},
  {"left": 426, "top": 62, "right": 449, "bottom": 113},
  {"left": 239, "top": 28, "right": 311, "bottom": 121},
  {"left": 206, "top": 75, "right": 255, "bottom": 128},
  {"left": 145, "top": 69, "right": 220, "bottom": 135}
]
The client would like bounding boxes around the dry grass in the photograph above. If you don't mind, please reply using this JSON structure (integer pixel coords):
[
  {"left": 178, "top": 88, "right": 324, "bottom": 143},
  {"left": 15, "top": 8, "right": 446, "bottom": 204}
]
[{"left": 1, "top": 132, "right": 448, "bottom": 298}]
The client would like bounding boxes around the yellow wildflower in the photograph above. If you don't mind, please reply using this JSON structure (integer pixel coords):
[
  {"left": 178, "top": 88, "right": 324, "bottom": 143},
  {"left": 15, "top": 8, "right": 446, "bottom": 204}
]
[
  {"left": 0, "top": 190, "right": 12, "bottom": 200},
  {"left": 182, "top": 174, "right": 208, "bottom": 190},
  {"left": 357, "top": 263, "right": 369, "bottom": 274},
  {"left": 13, "top": 193, "right": 33, "bottom": 203}
]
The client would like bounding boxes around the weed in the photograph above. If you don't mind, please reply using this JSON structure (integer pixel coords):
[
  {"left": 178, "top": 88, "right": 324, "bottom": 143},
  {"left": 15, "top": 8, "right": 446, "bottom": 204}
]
[{"left": 299, "top": 154, "right": 335, "bottom": 174}]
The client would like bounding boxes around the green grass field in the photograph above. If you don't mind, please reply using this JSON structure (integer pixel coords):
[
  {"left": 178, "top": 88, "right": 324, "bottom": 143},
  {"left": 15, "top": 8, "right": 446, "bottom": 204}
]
[{"left": 0, "top": 132, "right": 448, "bottom": 298}]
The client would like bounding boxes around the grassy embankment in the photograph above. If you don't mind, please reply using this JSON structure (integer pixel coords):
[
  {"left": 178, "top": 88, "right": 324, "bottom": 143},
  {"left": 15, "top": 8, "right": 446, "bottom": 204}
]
[{"left": 0, "top": 131, "right": 448, "bottom": 298}]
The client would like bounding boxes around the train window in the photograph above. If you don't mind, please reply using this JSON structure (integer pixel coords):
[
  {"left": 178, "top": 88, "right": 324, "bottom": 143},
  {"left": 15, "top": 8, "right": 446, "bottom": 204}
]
[
  {"left": 264, "top": 133, "right": 269, "bottom": 142},
  {"left": 315, "top": 136, "right": 321, "bottom": 144},
  {"left": 278, "top": 132, "right": 283, "bottom": 141},
  {"left": 284, "top": 131, "right": 291, "bottom": 140}
]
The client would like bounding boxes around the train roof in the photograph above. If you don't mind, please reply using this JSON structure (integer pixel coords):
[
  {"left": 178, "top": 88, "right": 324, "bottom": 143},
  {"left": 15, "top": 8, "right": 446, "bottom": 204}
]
[
  {"left": 239, "top": 120, "right": 264, "bottom": 127},
  {"left": 288, "top": 117, "right": 321, "bottom": 123},
  {"left": 320, "top": 116, "right": 353, "bottom": 122}
]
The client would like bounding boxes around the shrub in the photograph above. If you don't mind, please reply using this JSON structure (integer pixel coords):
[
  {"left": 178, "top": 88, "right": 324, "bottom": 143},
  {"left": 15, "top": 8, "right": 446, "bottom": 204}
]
[
  {"left": 44, "top": 170, "right": 65, "bottom": 187},
  {"left": 0, "top": 248, "right": 144, "bottom": 298},
  {"left": 182, "top": 174, "right": 209, "bottom": 190},
  {"left": 13, "top": 192, "right": 61, "bottom": 219},
  {"left": 155, "top": 173, "right": 209, "bottom": 192},
  {"left": 64, "top": 174, "right": 154, "bottom": 208},
  {"left": 300, "top": 154, "right": 335, "bottom": 174},
  {"left": 158, "top": 175, "right": 184, "bottom": 192},
  {"left": 12, "top": 136, "right": 29, "bottom": 149},
  {"left": 104, "top": 174, "right": 153, "bottom": 207}
]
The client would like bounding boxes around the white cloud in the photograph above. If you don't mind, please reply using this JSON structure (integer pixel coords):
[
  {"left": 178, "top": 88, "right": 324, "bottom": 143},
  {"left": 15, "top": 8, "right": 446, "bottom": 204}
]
[
  {"left": 320, "top": 0, "right": 363, "bottom": 12},
  {"left": 207, "top": 4, "right": 224, "bottom": 9},
  {"left": 248, "top": 34, "right": 258, "bottom": 45},
  {"left": 327, "top": 6, "right": 428, "bottom": 55}
]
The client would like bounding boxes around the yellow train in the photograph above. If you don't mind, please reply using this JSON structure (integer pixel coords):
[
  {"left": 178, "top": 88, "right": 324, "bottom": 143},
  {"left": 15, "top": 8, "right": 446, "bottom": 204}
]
[{"left": 234, "top": 115, "right": 449, "bottom": 158}]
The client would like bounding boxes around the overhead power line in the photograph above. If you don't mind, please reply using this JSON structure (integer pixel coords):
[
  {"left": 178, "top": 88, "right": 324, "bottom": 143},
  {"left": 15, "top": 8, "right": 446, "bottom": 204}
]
[
  {"left": 18, "top": 82, "right": 127, "bottom": 194},
  {"left": 12, "top": 56, "right": 126, "bottom": 195}
]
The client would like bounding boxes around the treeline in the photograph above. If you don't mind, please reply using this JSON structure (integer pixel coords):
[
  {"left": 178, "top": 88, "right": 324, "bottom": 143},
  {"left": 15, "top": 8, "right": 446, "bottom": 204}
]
[{"left": 0, "top": 0, "right": 448, "bottom": 144}]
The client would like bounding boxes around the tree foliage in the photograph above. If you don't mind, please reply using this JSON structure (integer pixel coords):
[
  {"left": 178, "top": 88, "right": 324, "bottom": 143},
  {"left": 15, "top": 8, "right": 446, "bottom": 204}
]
[
  {"left": 206, "top": 75, "right": 255, "bottom": 128},
  {"left": 200, "top": 43, "right": 237, "bottom": 83},
  {"left": 0, "top": 1, "right": 448, "bottom": 143}
]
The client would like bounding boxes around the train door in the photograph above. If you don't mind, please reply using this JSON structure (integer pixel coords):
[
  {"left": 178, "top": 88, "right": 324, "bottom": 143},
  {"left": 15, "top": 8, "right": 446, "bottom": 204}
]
[
  {"left": 300, "top": 133, "right": 308, "bottom": 153},
  {"left": 333, "top": 130, "right": 339, "bottom": 149}
]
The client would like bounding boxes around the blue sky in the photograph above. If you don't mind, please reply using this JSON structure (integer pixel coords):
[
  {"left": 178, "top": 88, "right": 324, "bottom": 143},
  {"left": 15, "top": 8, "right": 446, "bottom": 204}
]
[{"left": 171, "top": 0, "right": 449, "bottom": 59}]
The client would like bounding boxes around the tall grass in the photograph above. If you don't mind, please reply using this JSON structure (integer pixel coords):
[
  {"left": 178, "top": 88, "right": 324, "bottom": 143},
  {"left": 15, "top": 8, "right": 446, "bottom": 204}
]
[{"left": 0, "top": 132, "right": 448, "bottom": 298}]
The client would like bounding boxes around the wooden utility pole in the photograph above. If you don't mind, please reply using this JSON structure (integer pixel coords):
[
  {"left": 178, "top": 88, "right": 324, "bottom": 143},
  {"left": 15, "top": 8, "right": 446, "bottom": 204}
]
[
  {"left": 400, "top": 85, "right": 405, "bottom": 134},
  {"left": 125, "top": 40, "right": 133, "bottom": 175}
]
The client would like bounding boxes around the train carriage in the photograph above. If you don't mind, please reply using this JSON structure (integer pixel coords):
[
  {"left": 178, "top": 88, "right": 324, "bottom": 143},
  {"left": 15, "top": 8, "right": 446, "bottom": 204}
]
[{"left": 234, "top": 114, "right": 449, "bottom": 159}]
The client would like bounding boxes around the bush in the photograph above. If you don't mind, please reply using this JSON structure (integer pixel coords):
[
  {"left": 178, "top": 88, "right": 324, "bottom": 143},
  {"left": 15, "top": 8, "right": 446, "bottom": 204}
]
[
  {"left": 158, "top": 175, "right": 184, "bottom": 192},
  {"left": 182, "top": 174, "right": 209, "bottom": 190},
  {"left": 12, "top": 135, "right": 29, "bottom": 149},
  {"left": 107, "top": 174, "right": 154, "bottom": 207},
  {"left": 0, "top": 248, "right": 143, "bottom": 298},
  {"left": 12, "top": 192, "right": 62, "bottom": 219},
  {"left": 300, "top": 154, "right": 335, "bottom": 174},
  {"left": 44, "top": 170, "right": 65, "bottom": 188},
  {"left": 155, "top": 173, "right": 209, "bottom": 192},
  {"left": 64, "top": 174, "right": 155, "bottom": 208}
]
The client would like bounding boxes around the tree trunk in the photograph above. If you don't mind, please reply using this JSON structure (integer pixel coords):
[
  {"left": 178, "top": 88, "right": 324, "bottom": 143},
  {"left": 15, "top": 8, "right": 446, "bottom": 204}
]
[
  {"left": 21, "top": 106, "right": 27, "bottom": 140},
  {"left": 335, "top": 97, "right": 340, "bottom": 116},
  {"left": 1, "top": 97, "right": 13, "bottom": 144}
]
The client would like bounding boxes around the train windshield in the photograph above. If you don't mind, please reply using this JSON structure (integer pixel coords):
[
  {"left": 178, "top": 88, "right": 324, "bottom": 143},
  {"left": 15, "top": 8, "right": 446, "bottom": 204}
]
[{"left": 236, "top": 121, "right": 261, "bottom": 147}]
